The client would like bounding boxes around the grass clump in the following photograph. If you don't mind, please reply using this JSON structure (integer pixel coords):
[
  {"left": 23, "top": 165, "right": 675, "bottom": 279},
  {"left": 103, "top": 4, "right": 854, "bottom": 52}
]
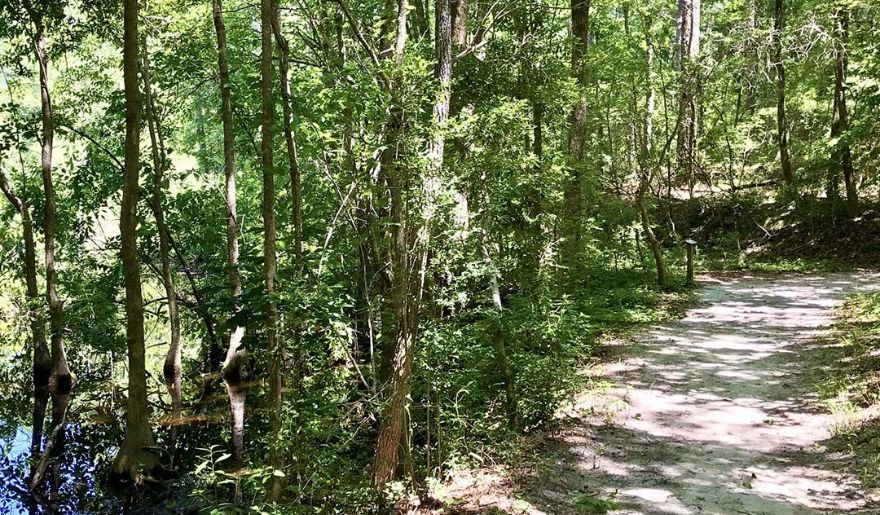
[{"left": 816, "top": 293, "right": 880, "bottom": 487}]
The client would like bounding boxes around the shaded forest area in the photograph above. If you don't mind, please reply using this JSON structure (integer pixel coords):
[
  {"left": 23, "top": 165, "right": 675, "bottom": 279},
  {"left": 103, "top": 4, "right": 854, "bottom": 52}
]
[{"left": 0, "top": 0, "right": 878, "bottom": 512}]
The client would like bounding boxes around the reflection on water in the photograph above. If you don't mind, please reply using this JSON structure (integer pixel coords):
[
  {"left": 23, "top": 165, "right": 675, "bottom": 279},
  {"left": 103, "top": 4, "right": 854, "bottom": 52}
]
[{"left": 0, "top": 382, "right": 230, "bottom": 514}]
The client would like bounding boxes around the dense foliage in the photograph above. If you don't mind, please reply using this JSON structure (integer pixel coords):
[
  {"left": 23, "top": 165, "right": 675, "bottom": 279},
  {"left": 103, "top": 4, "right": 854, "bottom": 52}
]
[{"left": 0, "top": 0, "right": 878, "bottom": 511}]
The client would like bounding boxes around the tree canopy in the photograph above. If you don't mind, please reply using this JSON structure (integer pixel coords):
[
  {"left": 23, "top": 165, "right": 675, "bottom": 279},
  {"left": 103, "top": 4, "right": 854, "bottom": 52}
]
[{"left": 0, "top": 0, "right": 879, "bottom": 511}]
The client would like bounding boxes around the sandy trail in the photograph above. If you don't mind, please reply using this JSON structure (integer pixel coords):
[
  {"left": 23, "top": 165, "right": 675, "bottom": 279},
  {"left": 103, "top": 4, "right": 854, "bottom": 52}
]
[{"left": 437, "top": 272, "right": 880, "bottom": 514}]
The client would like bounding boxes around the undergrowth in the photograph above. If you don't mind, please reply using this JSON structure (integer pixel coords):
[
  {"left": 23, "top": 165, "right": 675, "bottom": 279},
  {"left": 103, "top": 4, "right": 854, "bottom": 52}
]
[{"left": 817, "top": 293, "right": 880, "bottom": 488}]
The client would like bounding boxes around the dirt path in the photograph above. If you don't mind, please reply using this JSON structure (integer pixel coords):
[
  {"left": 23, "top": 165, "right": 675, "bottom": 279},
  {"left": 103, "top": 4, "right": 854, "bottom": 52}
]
[{"left": 435, "top": 272, "right": 880, "bottom": 514}]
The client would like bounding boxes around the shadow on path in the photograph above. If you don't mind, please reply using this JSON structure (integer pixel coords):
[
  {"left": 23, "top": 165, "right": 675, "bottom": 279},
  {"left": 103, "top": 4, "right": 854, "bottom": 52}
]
[{"left": 439, "top": 272, "right": 880, "bottom": 514}]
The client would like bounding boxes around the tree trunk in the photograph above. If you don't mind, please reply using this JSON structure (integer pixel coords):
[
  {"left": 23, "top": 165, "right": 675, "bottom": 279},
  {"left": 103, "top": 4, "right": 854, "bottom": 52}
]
[
  {"left": 373, "top": 0, "right": 415, "bottom": 491},
  {"left": 451, "top": 0, "right": 467, "bottom": 49},
  {"left": 271, "top": 8, "right": 303, "bottom": 262},
  {"left": 212, "top": 0, "right": 248, "bottom": 470},
  {"left": 140, "top": 39, "right": 183, "bottom": 440},
  {"left": 113, "top": 0, "right": 157, "bottom": 481},
  {"left": 481, "top": 239, "right": 517, "bottom": 426},
  {"left": 637, "top": 184, "right": 665, "bottom": 287},
  {"left": 676, "top": 0, "right": 700, "bottom": 198},
  {"left": 25, "top": 5, "right": 73, "bottom": 396},
  {"left": 772, "top": 0, "right": 794, "bottom": 188},
  {"left": 0, "top": 171, "right": 51, "bottom": 472},
  {"left": 29, "top": 388, "right": 70, "bottom": 491},
  {"left": 830, "top": 8, "right": 857, "bottom": 216},
  {"left": 560, "top": 0, "right": 591, "bottom": 284},
  {"left": 637, "top": 25, "right": 666, "bottom": 288},
  {"left": 260, "top": 0, "right": 284, "bottom": 500},
  {"left": 743, "top": 0, "right": 759, "bottom": 116}
]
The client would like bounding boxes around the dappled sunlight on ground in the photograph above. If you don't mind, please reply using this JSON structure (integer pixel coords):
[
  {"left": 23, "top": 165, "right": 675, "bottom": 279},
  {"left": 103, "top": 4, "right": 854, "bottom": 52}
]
[{"left": 432, "top": 272, "right": 880, "bottom": 514}]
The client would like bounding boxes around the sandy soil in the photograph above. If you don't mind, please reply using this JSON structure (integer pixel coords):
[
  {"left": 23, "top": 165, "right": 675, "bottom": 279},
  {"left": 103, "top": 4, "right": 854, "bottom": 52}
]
[{"left": 431, "top": 272, "right": 880, "bottom": 514}]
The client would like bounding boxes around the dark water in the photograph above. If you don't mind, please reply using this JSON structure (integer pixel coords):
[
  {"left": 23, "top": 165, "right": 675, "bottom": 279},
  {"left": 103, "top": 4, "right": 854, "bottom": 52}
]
[
  {"left": 0, "top": 389, "right": 230, "bottom": 514},
  {"left": 0, "top": 418, "right": 113, "bottom": 514}
]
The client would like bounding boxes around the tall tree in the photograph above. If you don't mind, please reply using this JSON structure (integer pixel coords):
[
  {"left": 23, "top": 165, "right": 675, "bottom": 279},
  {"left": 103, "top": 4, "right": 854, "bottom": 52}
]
[
  {"left": 212, "top": 0, "right": 248, "bottom": 470},
  {"left": 260, "top": 0, "right": 284, "bottom": 500},
  {"left": 271, "top": 4, "right": 303, "bottom": 261},
  {"left": 676, "top": 0, "right": 701, "bottom": 197},
  {"left": 560, "top": 0, "right": 591, "bottom": 283},
  {"left": 372, "top": 0, "right": 415, "bottom": 490},
  {"left": 829, "top": 7, "right": 858, "bottom": 216},
  {"left": 112, "top": 0, "right": 157, "bottom": 481},
  {"left": 636, "top": 23, "right": 665, "bottom": 287},
  {"left": 140, "top": 36, "right": 183, "bottom": 434},
  {"left": 772, "top": 0, "right": 794, "bottom": 189},
  {"left": 0, "top": 170, "right": 51, "bottom": 469},
  {"left": 22, "top": 0, "right": 73, "bottom": 396}
]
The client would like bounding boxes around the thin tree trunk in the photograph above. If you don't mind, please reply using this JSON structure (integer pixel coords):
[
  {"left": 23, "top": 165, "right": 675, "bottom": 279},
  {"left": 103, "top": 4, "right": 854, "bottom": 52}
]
[
  {"left": 28, "top": 389, "right": 69, "bottom": 491},
  {"left": 637, "top": 24, "right": 666, "bottom": 287},
  {"left": 637, "top": 184, "right": 665, "bottom": 286},
  {"left": 23, "top": 2, "right": 73, "bottom": 396},
  {"left": 743, "top": 0, "right": 759, "bottom": 116},
  {"left": 830, "top": 8, "right": 857, "bottom": 216},
  {"left": 0, "top": 171, "right": 51, "bottom": 472},
  {"left": 113, "top": 0, "right": 157, "bottom": 481},
  {"left": 271, "top": 9, "right": 303, "bottom": 262},
  {"left": 212, "top": 0, "right": 248, "bottom": 470},
  {"left": 676, "top": 0, "right": 700, "bottom": 198},
  {"left": 140, "top": 39, "right": 183, "bottom": 440},
  {"left": 481, "top": 239, "right": 517, "bottom": 426},
  {"left": 772, "top": 0, "right": 794, "bottom": 188},
  {"left": 260, "top": 0, "right": 284, "bottom": 500}
]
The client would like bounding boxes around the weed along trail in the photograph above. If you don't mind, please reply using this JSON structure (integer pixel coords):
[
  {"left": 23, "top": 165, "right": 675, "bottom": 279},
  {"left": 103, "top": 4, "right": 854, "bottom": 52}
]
[
  {"left": 437, "top": 272, "right": 880, "bottom": 514},
  {"left": 540, "top": 272, "right": 880, "bottom": 514}
]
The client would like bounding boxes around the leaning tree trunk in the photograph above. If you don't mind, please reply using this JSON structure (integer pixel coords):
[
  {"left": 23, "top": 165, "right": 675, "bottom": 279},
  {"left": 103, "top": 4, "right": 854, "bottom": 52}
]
[
  {"left": 260, "top": 0, "right": 284, "bottom": 500},
  {"left": 271, "top": 8, "right": 303, "bottom": 262},
  {"left": 112, "top": 0, "right": 157, "bottom": 481},
  {"left": 772, "top": 0, "right": 794, "bottom": 189},
  {"left": 25, "top": 4, "right": 73, "bottom": 396},
  {"left": 830, "top": 8, "right": 858, "bottom": 217},
  {"left": 140, "top": 40, "right": 183, "bottom": 439},
  {"left": 0, "top": 171, "right": 51, "bottom": 471},
  {"left": 212, "top": 0, "right": 248, "bottom": 471}
]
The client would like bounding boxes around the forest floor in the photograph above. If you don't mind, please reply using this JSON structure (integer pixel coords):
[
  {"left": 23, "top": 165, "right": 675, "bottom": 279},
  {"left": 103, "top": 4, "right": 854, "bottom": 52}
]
[{"left": 430, "top": 271, "right": 880, "bottom": 514}]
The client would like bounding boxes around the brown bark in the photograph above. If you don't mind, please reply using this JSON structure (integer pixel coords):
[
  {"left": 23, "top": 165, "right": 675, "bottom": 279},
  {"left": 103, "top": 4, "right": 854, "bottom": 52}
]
[
  {"left": 112, "top": 0, "right": 157, "bottom": 481},
  {"left": 829, "top": 8, "right": 858, "bottom": 216},
  {"left": 212, "top": 0, "right": 248, "bottom": 470},
  {"left": 22, "top": 1, "right": 73, "bottom": 396},
  {"left": 0, "top": 170, "right": 51, "bottom": 470},
  {"left": 372, "top": 0, "right": 415, "bottom": 491},
  {"left": 743, "top": 0, "right": 759, "bottom": 116},
  {"left": 772, "top": 0, "right": 794, "bottom": 188},
  {"left": 560, "top": 0, "right": 591, "bottom": 281},
  {"left": 260, "top": 0, "right": 284, "bottom": 500},
  {"left": 637, "top": 183, "right": 665, "bottom": 287},
  {"left": 28, "top": 390, "right": 69, "bottom": 491}
]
